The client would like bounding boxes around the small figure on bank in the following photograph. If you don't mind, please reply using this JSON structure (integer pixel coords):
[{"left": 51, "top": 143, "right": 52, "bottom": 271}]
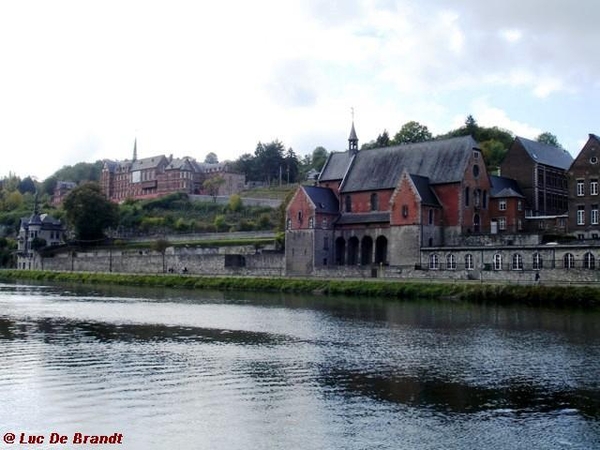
[{"left": 535, "top": 272, "right": 540, "bottom": 284}]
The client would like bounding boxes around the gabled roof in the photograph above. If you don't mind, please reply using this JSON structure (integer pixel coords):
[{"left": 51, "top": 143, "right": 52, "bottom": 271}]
[
  {"left": 490, "top": 175, "right": 525, "bottom": 198},
  {"left": 340, "top": 135, "right": 478, "bottom": 193},
  {"left": 302, "top": 186, "right": 339, "bottom": 214},
  {"left": 515, "top": 136, "right": 573, "bottom": 170},
  {"left": 131, "top": 155, "right": 167, "bottom": 171},
  {"left": 318, "top": 151, "right": 354, "bottom": 182},
  {"left": 408, "top": 174, "right": 441, "bottom": 207}
]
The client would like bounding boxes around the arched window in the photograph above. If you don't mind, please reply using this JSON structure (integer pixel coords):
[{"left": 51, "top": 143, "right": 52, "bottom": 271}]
[
  {"left": 564, "top": 253, "right": 575, "bottom": 269},
  {"left": 512, "top": 253, "right": 523, "bottom": 270},
  {"left": 464, "top": 187, "right": 470, "bottom": 207},
  {"left": 532, "top": 253, "right": 543, "bottom": 270},
  {"left": 465, "top": 254, "right": 474, "bottom": 270},
  {"left": 584, "top": 252, "right": 596, "bottom": 269},
  {"left": 308, "top": 217, "right": 314, "bottom": 228},
  {"left": 446, "top": 254, "right": 456, "bottom": 270},
  {"left": 428, "top": 209, "right": 434, "bottom": 225},
  {"left": 429, "top": 254, "right": 439, "bottom": 270},
  {"left": 297, "top": 210, "right": 303, "bottom": 223},
  {"left": 493, "top": 254, "right": 502, "bottom": 270}
]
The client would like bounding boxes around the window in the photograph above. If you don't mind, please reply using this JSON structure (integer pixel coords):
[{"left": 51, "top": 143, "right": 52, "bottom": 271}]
[
  {"left": 517, "top": 200, "right": 522, "bottom": 211},
  {"left": 474, "top": 189, "right": 481, "bottom": 207},
  {"left": 370, "top": 193, "right": 379, "bottom": 211},
  {"left": 322, "top": 217, "right": 328, "bottom": 229},
  {"left": 564, "top": 253, "right": 575, "bottom": 269},
  {"left": 345, "top": 195, "right": 352, "bottom": 213},
  {"left": 499, "top": 199, "right": 506, "bottom": 211},
  {"left": 402, "top": 205, "right": 409, "bottom": 218},
  {"left": 577, "top": 180, "right": 585, "bottom": 196},
  {"left": 493, "top": 254, "right": 502, "bottom": 270},
  {"left": 533, "top": 253, "right": 543, "bottom": 270},
  {"left": 592, "top": 205, "right": 599, "bottom": 225},
  {"left": 512, "top": 253, "right": 523, "bottom": 270},
  {"left": 584, "top": 252, "right": 596, "bottom": 269},
  {"left": 297, "top": 210, "right": 303, "bottom": 223},
  {"left": 577, "top": 206, "right": 585, "bottom": 225},
  {"left": 308, "top": 217, "right": 314, "bottom": 228},
  {"left": 483, "top": 190, "right": 488, "bottom": 209},
  {"left": 465, "top": 254, "right": 474, "bottom": 270},
  {"left": 464, "top": 187, "right": 470, "bottom": 207},
  {"left": 591, "top": 179, "right": 599, "bottom": 196},
  {"left": 473, "top": 164, "right": 480, "bottom": 178},
  {"left": 428, "top": 209, "right": 434, "bottom": 225},
  {"left": 429, "top": 254, "right": 439, "bottom": 270},
  {"left": 446, "top": 254, "right": 456, "bottom": 270},
  {"left": 498, "top": 217, "right": 506, "bottom": 231},
  {"left": 286, "top": 218, "right": 292, "bottom": 229},
  {"left": 518, "top": 219, "right": 523, "bottom": 231}
]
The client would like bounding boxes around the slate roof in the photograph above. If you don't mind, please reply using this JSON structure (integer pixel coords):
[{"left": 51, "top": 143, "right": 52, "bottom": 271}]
[
  {"left": 302, "top": 186, "right": 339, "bottom": 214},
  {"left": 516, "top": 136, "right": 573, "bottom": 170},
  {"left": 339, "top": 135, "right": 479, "bottom": 193},
  {"left": 336, "top": 212, "right": 390, "bottom": 225},
  {"left": 318, "top": 151, "right": 354, "bottom": 182},
  {"left": 490, "top": 175, "right": 525, "bottom": 198},
  {"left": 409, "top": 174, "right": 441, "bottom": 207},
  {"left": 131, "top": 155, "right": 167, "bottom": 171}
]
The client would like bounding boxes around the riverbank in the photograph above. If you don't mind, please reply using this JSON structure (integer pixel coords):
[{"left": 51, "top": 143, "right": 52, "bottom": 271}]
[{"left": 1, "top": 269, "right": 599, "bottom": 308}]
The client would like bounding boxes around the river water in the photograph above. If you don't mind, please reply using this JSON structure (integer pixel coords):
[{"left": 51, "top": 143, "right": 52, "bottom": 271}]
[{"left": 0, "top": 281, "right": 598, "bottom": 450}]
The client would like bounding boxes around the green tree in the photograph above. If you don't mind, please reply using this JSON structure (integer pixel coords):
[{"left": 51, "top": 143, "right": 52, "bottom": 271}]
[
  {"left": 50, "top": 161, "right": 103, "bottom": 184},
  {"left": 17, "top": 176, "right": 36, "bottom": 194},
  {"left": 376, "top": 130, "right": 391, "bottom": 147},
  {"left": 480, "top": 140, "right": 508, "bottom": 173},
  {"left": 392, "top": 121, "right": 433, "bottom": 145},
  {"left": 311, "top": 146, "right": 328, "bottom": 170},
  {"left": 204, "top": 152, "right": 219, "bottom": 164},
  {"left": 203, "top": 176, "right": 226, "bottom": 202},
  {"left": 536, "top": 132, "right": 563, "bottom": 148},
  {"left": 255, "top": 141, "right": 285, "bottom": 185},
  {"left": 152, "top": 238, "right": 170, "bottom": 273},
  {"left": 63, "top": 182, "right": 118, "bottom": 242},
  {"left": 284, "top": 147, "right": 300, "bottom": 184},
  {"left": 228, "top": 194, "right": 243, "bottom": 212}
]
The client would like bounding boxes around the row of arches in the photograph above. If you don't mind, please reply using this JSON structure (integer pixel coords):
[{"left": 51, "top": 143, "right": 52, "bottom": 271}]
[
  {"left": 428, "top": 252, "right": 599, "bottom": 270},
  {"left": 334, "top": 236, "right": 388, "bottom": 266}
]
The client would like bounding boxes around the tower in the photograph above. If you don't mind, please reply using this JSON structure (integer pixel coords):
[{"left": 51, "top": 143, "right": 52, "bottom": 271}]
[{"left": 348, "top": 109, "right": 358, "bottom": 155}]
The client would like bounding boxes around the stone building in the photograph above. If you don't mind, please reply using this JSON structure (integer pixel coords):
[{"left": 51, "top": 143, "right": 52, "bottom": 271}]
[{"left": 16, "top": 202, "right": 65, "bottom": 270}]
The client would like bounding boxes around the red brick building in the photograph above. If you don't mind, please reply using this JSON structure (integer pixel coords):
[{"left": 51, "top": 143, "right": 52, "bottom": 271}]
[
  {"left": 286, "top": 124, "right": 496, "bottom": 274},
  {"left": 100, "top": 143, "right": 244, "bottom": 202}
]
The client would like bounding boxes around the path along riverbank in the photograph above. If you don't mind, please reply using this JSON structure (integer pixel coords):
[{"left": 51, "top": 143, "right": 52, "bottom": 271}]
[{"left": 1, "top": 269, "right": 599, "bottom": 309}]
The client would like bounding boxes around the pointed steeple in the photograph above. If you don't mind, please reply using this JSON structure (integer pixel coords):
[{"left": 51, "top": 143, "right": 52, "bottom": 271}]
[
  {"left": 348, "top": 107, "right": 359, "bottom": 154},
  {"left": 133, "top": 138, "right": 138, "bottom": 161},
  {"left": 348, "top": 122, "right": 358, "bottom": 155}
]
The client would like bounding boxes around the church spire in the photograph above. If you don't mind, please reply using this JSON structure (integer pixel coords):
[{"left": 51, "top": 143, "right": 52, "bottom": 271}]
[
  {"left": 348, "top": 107, "right": 358, "bottom": 154},
  {"left": 133, "top": 138, "right": 138, "bottom": 161}
]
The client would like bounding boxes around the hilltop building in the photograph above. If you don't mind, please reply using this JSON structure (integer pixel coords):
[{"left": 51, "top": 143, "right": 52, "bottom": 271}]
[{"left": 100, "top": 141, "right": 244, "bottom": 202}]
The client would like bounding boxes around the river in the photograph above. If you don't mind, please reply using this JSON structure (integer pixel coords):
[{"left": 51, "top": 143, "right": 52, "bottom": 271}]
[{"left": 0, "top": 281, "right": 598, "bottom": 449}]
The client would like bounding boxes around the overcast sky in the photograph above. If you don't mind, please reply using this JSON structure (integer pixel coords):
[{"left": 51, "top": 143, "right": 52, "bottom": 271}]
[{"left": 1, "top": 0, "right": 598, "bottom": 180}]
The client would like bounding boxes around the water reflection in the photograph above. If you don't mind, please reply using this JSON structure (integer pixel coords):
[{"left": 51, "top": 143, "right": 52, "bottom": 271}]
[{"left": 0, "top": 281, "right": 599, "bottom": 450}]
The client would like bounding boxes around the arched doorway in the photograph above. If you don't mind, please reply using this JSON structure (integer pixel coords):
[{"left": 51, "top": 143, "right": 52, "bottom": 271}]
[
  {"left": 348, "top": 237, "right": 359, "bottom": 265},
  {"left": 375, "top": 236, "right": 387, "bottom": 264},
  {"left": 361, "top": 236, "right": 373, "bottom": 265},
  {"left": 335, "top": 237, "right": 346, "bottom": 266}
]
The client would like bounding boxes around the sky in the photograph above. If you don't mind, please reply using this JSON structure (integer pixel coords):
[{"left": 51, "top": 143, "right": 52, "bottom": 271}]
[{"left": 1, "top": 0, "right": 599, "bottom": 181}]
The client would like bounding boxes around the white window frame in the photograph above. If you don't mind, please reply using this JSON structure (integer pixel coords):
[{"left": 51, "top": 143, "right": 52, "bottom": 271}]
[
  {"left": 493, "top": 254, "right": 502, "bottom": 270},
  {"left": 577, "top": 180, "right": 585, "bottom": 197},
  {"left": 498, "top": 217, "right": 506, "bottom": 231},
  {"left": 592, "top": 208, "right": 599, "bottom": 225},
  {"left": 533, "top": 253, "right": 543, "bottom": 270},
  {"left": 465, "top": 254, "right": 474, "bottom": 270},
  {"left": 429, "top": 254, "right": 439, "bottom": 270},
  {"left": 446, "top": 254, "right": 456, "bottom": 270},
  {"left": 512, "top": 253, "right": 523, "bottom": 270},
  {"left": 577, "top": 207, "right": 585, "bottom": 226},
  {"left": 591, "top": 180, "right": 599, "bottom": 196},
  {"left": 499, "top": 199, "right": 507, "bottom": 211}
]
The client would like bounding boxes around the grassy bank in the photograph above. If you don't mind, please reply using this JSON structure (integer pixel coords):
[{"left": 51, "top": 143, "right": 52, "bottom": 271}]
[{"left": 1, "top": 270, "right": 599, "bottom": 308}]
